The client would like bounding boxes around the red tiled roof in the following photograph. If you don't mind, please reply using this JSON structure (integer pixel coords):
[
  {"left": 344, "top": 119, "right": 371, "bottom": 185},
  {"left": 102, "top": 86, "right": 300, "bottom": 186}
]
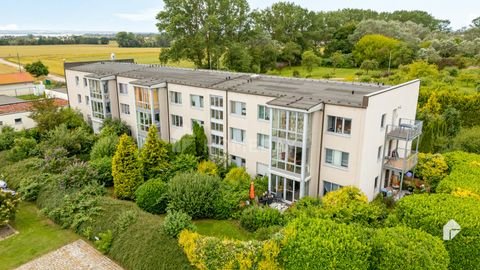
[
  {"left": 0, "top": 72, "right": 35, "bottom": 85},
  {"left": 0, "top": 98, "right": 68, "bottom": 115}
]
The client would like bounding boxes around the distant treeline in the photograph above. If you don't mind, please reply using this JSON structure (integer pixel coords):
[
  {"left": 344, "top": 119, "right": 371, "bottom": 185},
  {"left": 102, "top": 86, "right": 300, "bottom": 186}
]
[{"left": 115, "top": 32, "right": 170, "bottom": 48}]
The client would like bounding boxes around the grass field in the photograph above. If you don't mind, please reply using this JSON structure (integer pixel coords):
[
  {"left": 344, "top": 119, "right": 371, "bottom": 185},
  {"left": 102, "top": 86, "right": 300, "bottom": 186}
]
[
  {"left": 194, "top": 219, "right": 254, "bottom": 241},
  {"left": 267, "top": 66, "right": 362, "bottom": 80},
  {"left": 0, "top": 203, "right": 79, "bottom": 270},
  {"left": 0, "top": 62, "right": 19, "bottom": 74},
  {"left": 0, "top": 43, "right": 193, "bottom": 76}
]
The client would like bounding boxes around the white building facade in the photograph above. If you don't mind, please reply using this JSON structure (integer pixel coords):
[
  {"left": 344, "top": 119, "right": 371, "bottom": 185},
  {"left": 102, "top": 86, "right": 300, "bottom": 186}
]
[{"left": 65, "top": 62, "right": 422, "bottom": 201}]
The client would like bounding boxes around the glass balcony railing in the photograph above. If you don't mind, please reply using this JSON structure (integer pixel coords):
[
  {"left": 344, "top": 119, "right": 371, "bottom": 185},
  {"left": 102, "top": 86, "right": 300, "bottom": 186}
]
[{"left": 386, "top": 118, "right": 423, "bottom": 140}]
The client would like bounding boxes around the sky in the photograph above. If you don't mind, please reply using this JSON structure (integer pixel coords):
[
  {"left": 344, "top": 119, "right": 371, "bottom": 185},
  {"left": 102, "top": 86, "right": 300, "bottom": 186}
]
[{"left": 0, "top": 0, "right": 478, "bottom": 32}]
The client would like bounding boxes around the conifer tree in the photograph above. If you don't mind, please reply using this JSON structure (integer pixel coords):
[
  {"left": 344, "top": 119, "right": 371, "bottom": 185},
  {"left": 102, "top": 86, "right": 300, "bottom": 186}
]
[
  {"left": 140, "top": 125, "right": 170, "bottom": 180},
  {"left": 192, "top": 121, "right": 208, "bottom": 160},
  {"left": 112, "top": 134, "right": 143, "bottom": 200}
]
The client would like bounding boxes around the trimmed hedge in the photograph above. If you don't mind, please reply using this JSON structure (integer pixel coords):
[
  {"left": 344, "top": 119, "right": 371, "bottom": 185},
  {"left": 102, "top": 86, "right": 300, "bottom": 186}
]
[
  {"left": 437, "top": 151, "right": 480, "bottom": 196},
  {"left": 240, "top": 206, "right": 285, "bottom": 232},
  {"left": 135, "top": 179, "right": 169, "bottom": 214}
]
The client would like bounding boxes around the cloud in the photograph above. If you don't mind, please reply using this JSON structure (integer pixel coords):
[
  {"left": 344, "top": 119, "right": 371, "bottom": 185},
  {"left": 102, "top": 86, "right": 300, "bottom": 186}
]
[
  {"left": 114, "top": 7, "right": 161, "bottom": 22},
  {"left": 0, "top": 24, "right": 19, "bottom": 30}
]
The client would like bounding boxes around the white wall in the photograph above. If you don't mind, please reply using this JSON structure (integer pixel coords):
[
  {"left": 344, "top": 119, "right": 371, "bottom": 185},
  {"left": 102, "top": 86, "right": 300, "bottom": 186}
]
[
  {"left": 0, "top": 83, "right": 35, "bottom": 97},
  {"left": 44, "top": 89, "right": 68, "bottom": 100},
  {"left": 0, "top": 111, "right": 36, "bottom": 131},
  {"left": 65, "top": 70, "right": 92, "bottom": 122}
]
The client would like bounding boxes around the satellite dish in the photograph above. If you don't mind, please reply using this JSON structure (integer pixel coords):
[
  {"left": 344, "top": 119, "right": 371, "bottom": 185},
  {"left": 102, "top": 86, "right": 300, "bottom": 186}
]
[{"left": 443, "top": 219, "right": 461, "bottom": 241}]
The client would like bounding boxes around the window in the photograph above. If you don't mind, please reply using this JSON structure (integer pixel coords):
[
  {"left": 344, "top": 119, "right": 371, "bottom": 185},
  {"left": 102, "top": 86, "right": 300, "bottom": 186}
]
[
  {"left": 323, "top": 180, "right": 342, "bottom": 195},
  {"left": 89, "top": 79, "right": 102, "bottom": 99},
  {"left": 258, "top": 105, "right": 270, "bottom": 121},
  {"left": 377, "top": 146, "right": 382, "bottom": 160},
  {"left": 256, "top": 162, "right": 268, "bottom": 177},
  {"left": 137, "top": 111, "right": 152, "bottom": 132},
  {"left": 271, "top": 141, "right": 303, "bottom": 174},
  {"left": 230, "top": 155, "right": 246, "bottom": 167},
  {"left": 211, "top": 109, "right": 223, "bottom": 120},
  {"left": 83, "top": 78, "right": 87, "bottom": 87},
  {"left": 230, "top": 128, "right": 246, "bottom": 143},
  {"left": 75, "top": 76, "right": 79, "bottom": 85},
  {"left": 120, "top": 103, "right": 130, "bottom": 115},
  {"left": 325, "top": 148, "right": 349, "bottom": 168},
  {"left": 77, "top": 94, "right": 82, "bottom": 103},
  {"left": 85, "top": 96, "right": 89, "bottom": 105},
  {"left": 211, "top": 134, "right": 224, "bottom": 146},
  {"left": 211, "top": 122, "right": 223, "bottom": 132},
  {"left": 119, "top": 83, "right": 128, "bottom": 94},
  {"left": 211, "top": 146, "right": 224, "bottom": 156},
  {"left": 210, "top": 95, "right": 223, "bottom": 107},
  {"left": 91, "top": 100, "right": 104, "bottom": 119},
  {"left": 0, "top": 121, "right": 3, "bottom": 126},
  {"left": 170, "top": 91, "right": 182, "bottom": 104},
  {"left": 190, "top": 95, "right": 204, "bottom": 108},
  {"left": 381, "top": 113, "right": 386, "bottom": 128},
  {"left": 14, "top": 118, "right": 22, "bottom": 125},
  {"left": 231, "top": 101, "right": 246, "bottom": 116},
  {"left": 191, "top": 119, "right": 204, "bottom": 128},
  {"left": 257, "top": 133, "right": 269, "bottom": 149},
  {"left": 171, "top": 115, "right": 183, "bottom": 127},
  {"left": 374, "top": 176, "right": 379, "bottom": 189},
  {"left": 327, "top": 116, "right": 351, "bottom": 135}
]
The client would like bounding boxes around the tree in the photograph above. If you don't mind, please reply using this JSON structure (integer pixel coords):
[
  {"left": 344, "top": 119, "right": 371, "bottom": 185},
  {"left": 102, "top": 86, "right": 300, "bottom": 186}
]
[
  {"left": 90, "top": 134, "right": 119, "bottom": 160},
  {"left": 115, "top": 31, "right": 141, "bottom": 47},
  {"left": 224, "top": 167, "right": 251, "bottom": 190},
  {"left": 301, "top": 50, "right": 320, "bottom": 75},
  {"left": 360, "top": 59, "right": 378, "bottom": 74},
  {"left": 139, "top": 125, "right": 170, "bottom": 180},
  {"left": 453, "top": 126, "right": 480, "bottom": 154},
  {"left": 100, "top": 118, "right": 130, "bottom": 137},
  {"left": 112, "top": 134, "right": 143, "bottom": 200},
  {"left": 353, "top": 34, "right": 401, "bottom": 67},
  {"left": 222, "top": 42, "right": 252, "bottom": 72},
  {"left": 197, "top": 160, "right": 218, "bottom": 176},
  {"left": 30, "top": 99, "right": 85, "bottom": 134},
  {"left": 281, "top": 41, "right": 302, "bottom": 67},
  {"left": 330, "top": 51, "right": 345, "bottom": 73},
  {"left": 0, "top": 191, "right": 21, "bottom": 226},
  {"left": 173, "top": 134, "right": 196, "bottom": 155},
  {"left": 192, "top": 121, "right": 208, "bottom": 160},
  {"left": 24, "top": 60, "right": 49, "bottom": 77}
]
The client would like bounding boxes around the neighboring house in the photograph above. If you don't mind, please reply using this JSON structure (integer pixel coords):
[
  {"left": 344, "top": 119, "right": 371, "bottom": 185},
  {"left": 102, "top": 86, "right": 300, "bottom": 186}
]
[
  {"left": 0, "top": 95, "right": 67, "bottom": 131},
  {"left": 0, "top": 72, "right": 35, "bottom": 96},
  {"left": 65, "top": 61, "right": 422, "bottom": 202}
]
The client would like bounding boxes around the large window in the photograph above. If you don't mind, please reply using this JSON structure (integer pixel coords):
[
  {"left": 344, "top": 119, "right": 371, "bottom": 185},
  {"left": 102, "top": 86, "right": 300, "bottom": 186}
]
[
  {"left": 89, "top": 79, "right": 102, "bottom": 99},
  {"left": 211, "top": 109, "right": 223, "bottom": 120},
  {"left": 91, "top": 100, "right": 104, "bottom": 119},
  {"left": 327, "top": 116, "right": 351, "bottom": 135},
  {"left": 135, "top": 87, "right": 150, "bottom": 110},
  {"left": 323, "top": 180, "right": 342, "bottom": 195},
  {"left": 231, "top": 101, "right": 246, "bottom": 116},
  {"left": 258, "top": 105, "right": 270, "bottom": 121},
  {"left": 210, "top": 146, "right": 224, "bottom": 156},
  {"left": 230, "top": 155, "right": 246, "bottom": 167},
  {"left": 119, "top": 83, "right": 128, "bottom": 94},
  {"left": 190, "top": 95, "right": 204, "bottom": 108},
  {"left": 210, "top": 95, "right": 223, "bottom": 107},
  {"left": 270, "top": 174, "right": 301, "bottom": 202},
  {"left": 325, "top": 148, "right": 349, "bottom": 168},
  {"left": 230, "top": 128, "right": 246, "bottom": 143},
  {"left": 257, "top": 133, "right": 269, "bottom": 149},
  {"left": 138, "top": 111, "right": 152, "bottom": 132},
  {"left": 211, "top": 122, "right": 223, "bottom": 132},
  {"left": 272, "top": 109, "right": 304, "bottom": 142},
  {"left": 120, "top": 103, "right": 130, "bottom": 115},
  {"left": 271, "top": 141, "right": 303, "bottom": 174},
  {"left": 211, "top": 134, "right": 224, "bottom": 146},
  {"left": 170, "top": 91, "right": 182, "bottom": 104},
  {"left": 171, "top": 115, "right": 183, "bottom": 127}
]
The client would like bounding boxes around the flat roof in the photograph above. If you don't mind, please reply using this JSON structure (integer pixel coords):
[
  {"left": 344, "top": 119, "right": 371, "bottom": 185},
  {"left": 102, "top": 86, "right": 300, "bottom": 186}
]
[
  {"left": 67, "top": 62, "right": 391, "bottom": 110},
  {"left": 0, "top": 95, "right": 23, "bottom": 105}
]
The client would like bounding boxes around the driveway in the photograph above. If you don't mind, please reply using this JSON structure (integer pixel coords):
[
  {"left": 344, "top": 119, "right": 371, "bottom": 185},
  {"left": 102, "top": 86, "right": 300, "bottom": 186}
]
[
  {"left": 15, "top": 240, "right": 123, "bottom": 270},
  {"left": 0, "top": 58, "right": 65, "bottom": 83}
]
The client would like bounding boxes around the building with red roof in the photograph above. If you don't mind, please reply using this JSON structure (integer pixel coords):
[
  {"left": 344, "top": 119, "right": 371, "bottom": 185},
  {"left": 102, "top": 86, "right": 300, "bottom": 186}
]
[{"left": 0, "top": 72, "right": 36, "bottom": 96}]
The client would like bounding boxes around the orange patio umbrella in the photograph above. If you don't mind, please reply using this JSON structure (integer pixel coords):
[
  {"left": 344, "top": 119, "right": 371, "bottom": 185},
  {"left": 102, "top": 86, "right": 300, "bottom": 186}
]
[{"left": 249, "top": 181, "right": 255, "bottom": 200}]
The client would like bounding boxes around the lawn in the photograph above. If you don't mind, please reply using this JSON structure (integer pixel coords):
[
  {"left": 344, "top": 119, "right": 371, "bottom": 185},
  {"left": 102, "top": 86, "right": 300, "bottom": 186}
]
[
  {"left": 0, "top": 202, "right": 79, "bottom": 270},
  {"left": 0, "top": 43, "right": 194, "bottom": 76},
  {"left": 194, "top": 219, "right": 254, "bottom": 241},
  {"left": 0, "top": 63, "right": 19, "bottom": 74},
  {"left": 267, "top": 66, "right": 362, "bottom": 80}
]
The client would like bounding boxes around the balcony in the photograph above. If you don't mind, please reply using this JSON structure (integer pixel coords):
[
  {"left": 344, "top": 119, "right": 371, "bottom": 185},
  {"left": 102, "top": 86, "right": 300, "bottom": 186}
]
[
  {"left": 386, "top": 118, "right": 423, "bottom": 141},
  {"left": 383, "top": 151, "right": 418, "bottom": 171}
]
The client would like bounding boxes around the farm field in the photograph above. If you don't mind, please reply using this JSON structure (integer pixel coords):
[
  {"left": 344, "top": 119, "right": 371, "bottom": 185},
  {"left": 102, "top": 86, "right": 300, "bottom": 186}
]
[{"left": 0, "top": 43, "right": 194, "bottom": 76}]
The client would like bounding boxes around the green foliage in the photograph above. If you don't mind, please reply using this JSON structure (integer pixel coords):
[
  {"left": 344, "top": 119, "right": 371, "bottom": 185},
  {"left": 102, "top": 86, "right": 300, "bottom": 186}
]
[
  {"left": 18, "top": 173, "right": 50, "bottom": 201},
  {"left": 95, "top": 230, "right": 113, "bottom": 254},
  {"left": 90, "top": 134, "right": 118, "bottom": 160},
  {"left": 89, "top": 156, "right": 113, "bottom": 187},
  {"left": 192, "top": 121, "right": 208, "bottom": 160},
  {"left": 359, "top": 59, "right": 379, "bottom": 74},
  {"left": 224, "top": 167, "right": 251, "bottom": 190},
  {"left": 135, "top": 178, "right": 168, "bottom": 214},
  {"left": 0, "top": 126, "right": 16, "bottom": 151},
  {"left": 162, "top": 210, "right": 196, "bottom": 238},
  {"left": 395, "top": 194, "right": 480, "bottom": 270},
  {"left": 99, "top": 118, "right": 130, "bottom": 137},
  {"left": 240, "top": 206, "right": 285, "bottom": 232},
  {"left": 24, "top": 60, "right": 49, "bottom": 77},
  {"left": 0, "top": 191, "right": 21, "bottom": 226},
  {"left": 452, "top": 126, "right": 480, "bottom": 154},
  {"left": 353, "top": 34, "right": 401, "bottom": 67},
  {"left": 415, "top": 153, "right": 448, "bottom": 191},
  {"left": 280, "top": 217, "right": 371, "bottom": 270},
  {"left": 167, "top": 172, "right": 221, "bottom": 219},
  {"left": 139, "top": 125, "right": 170, "bottom": 180},
  {"left": 212, "top": 184, "right": 245, "bottom": 219},
  {"left": 42, "top": 147, "right": 71, "bottom": 174},
  {"left": 223, "top": 42, "right": 253, "bottom": 72},
  {"left": 112, "top": 134, "right": 143, "bottom": 200},
  {"left": 40, "top": 124, "right": 94, "bottom": 157},
  {"left": 284, "top": 196, "right": 322, "bottom": 220},
  {"left": 58, "top": 161, "right": 99, "bottom": 190},
  {"left": 1, "top": 157, "right": 43, "bottom": 189},
  {"left": 437, "top": 151, "right": 480, "bottom": 196},
  {"left": 169, "top": 154, "right": 198, "bottom": 177},
  {"left": 30, "top": 99, "right": 85, "bottom": 134},
  {"left": 197, "top": 160, "right": 218, "bottom": 176},
  {"left": 370, "top": 226, "right": 449, "bottom": 270},
  {"left": 6, "top": 137, "right": 38, "bottom": 162},
  {"left": 172, "top": 134, "right": 196, "bottom": 155},
  {"left": 301, "top": 50, "right": 320, "bottom": 74}
]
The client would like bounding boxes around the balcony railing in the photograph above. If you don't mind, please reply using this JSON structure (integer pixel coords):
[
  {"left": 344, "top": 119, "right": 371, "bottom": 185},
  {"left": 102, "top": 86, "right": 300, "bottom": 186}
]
[
  {"left": 386, "top": 118, "right": 423, "bottom": 141},
  {"left": 383, "top": 151, "right": 418, "bottom": 171}
]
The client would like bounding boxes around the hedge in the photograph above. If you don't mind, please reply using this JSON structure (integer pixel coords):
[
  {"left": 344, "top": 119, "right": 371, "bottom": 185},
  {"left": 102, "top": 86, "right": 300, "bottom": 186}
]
[
  {"left": 437, "top": 151, "right": 480, "bottom": 196},
  {"left": 135, "top": 179, "right": 169, "bottom": 214}
]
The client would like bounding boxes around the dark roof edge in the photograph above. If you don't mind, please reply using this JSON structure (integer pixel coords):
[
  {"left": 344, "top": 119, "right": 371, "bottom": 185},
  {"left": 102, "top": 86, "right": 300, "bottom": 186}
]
[{"left": 64, "top": 59, "right": 135, "bottom": 70}]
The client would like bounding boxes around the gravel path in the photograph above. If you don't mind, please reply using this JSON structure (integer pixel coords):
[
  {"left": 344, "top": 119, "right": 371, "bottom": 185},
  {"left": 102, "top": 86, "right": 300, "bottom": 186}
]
[{"left": 15, "top": 240, "right": 123, "bottom": 270}]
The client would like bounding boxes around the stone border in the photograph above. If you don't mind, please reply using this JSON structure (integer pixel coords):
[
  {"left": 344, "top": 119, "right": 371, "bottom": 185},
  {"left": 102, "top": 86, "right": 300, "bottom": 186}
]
[{"left": 0, "top": 224, "right": 19, "bottom": 241}]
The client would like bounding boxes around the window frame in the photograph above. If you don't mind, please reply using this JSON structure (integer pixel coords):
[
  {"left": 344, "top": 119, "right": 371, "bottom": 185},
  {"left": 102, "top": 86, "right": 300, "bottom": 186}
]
[
  {"left": 327, "top": 115, "right": 352, "bottom": 135},
  {"left": 120, "top": 103, "right": 130, "bottom": 115},
  {"left": 171, "top": 114, "right": 183, "bottom": 127},
  {"left": 230, "top": 127, "right": 246, "bottom": 143},
  {"left": 230, "top": 101, "right": 246, "bottom": 116},
  {"left": 325, "top": 148, "right": 349, "bottom": 168},
  {"left": 170, "top": 91, "right": 182, "bottom": 104},
  {"left": 257, "top": 133, "right": 270, "bottom": 149},
  {"left": 190, "top": 94, "right": 204, "bottom": 109},
  {"left": 258, "top": 105, "right": 270, "bottom": 121}
]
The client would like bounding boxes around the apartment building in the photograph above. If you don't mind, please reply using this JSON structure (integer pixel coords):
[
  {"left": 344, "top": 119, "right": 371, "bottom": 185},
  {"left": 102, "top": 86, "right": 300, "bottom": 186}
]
[{"left": 65, "top": 61, "right": 422, "bottom": 202}]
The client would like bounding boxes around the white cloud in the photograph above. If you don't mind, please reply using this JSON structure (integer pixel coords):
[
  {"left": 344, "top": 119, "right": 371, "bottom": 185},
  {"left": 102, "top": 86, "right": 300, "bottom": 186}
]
[
  {"left": 0, "top": 24, "right": 18, "bottom": 30},
  {"left": 114, "top": 7, "right": 161, "bottom": 22}
]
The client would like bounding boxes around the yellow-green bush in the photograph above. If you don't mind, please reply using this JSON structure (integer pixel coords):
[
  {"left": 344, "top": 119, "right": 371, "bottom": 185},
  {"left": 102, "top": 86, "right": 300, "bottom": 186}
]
[
  {"left": 437, "top": 151, "right": 480, "bottom": 196},
  {"left": 197, "top": 160, "right": 218, "bottom": 176}
]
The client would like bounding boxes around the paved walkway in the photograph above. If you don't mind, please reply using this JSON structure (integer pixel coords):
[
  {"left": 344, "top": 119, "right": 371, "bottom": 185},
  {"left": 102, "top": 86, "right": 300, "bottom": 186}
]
[
  {"left": 15, "top": 240, "right": 123, "bottom": 270},
  {"left": 0, "top": 58, "right": 65, "bottom": 83}
]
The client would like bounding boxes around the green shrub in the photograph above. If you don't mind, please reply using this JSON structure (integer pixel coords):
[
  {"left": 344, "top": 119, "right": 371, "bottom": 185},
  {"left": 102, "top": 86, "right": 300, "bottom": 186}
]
[
  {"left": 95, "top": 230, "right": 113, "bottom": 254},
  {"left": 90, "top": 134, "right": 118, "bottom": 160},
  {"left": 284, "top": 196, "right": 322, "bottom": 220},
  {"left": 240, "top": 206, "right": 285, "bottom": 232},
  {"left": 135, "top": 179, "right": 168, "bottom": 214},
  {"left": 18, "top": 173, "right": 51, "bottom": 201},
  {"left": 370, "top": 226, "right": 449, "bottom": 270},
  {"left": 253, "top": 225, "right": 283, "bottom": 241},
  {"left": 58, "top": 161, "right": 99, "bottom": 190},
  {"left": 42, "top": 147, "right": 71, "bottom": 173},
  {"left": 169, "top": 154, "right": 198, "bottom": 177},
  {"left": 395, "top": 194, "right": 480, "bottom": 270},
  {"left": 197, "top": 160, "right": 218, "bottom": 176},
  {"left": 0, "top": 191, "right": 21, "bottom": 226},
  {"left": 167, "top": 172, "right": 221, "bottom": 219},
  {"left": 0, "top": 126, "right": 16, "bottom": 151},
  {"left": 172, "top": 134, "right": 196, "bottom": 155},
  {"left": 415, "top": 153, "right": 448, "bottom": 191},
  {"left": 89, "top": 157, "right": 113, "bottom": 187},
  {"left": 212, "top": 183, "right": 246, "bottom": 219},
  {"left": 224, "top": 167, "right": 251, "bottom": 190},
  {"left": 1, "top": 157, "right": 43, "bottom": 189},
  {"left": 139, "top": 125, "right": 170, "bottom": 180},
  {"left": 99, "top": 118, "right": 130, "bottom": 137},
  {"left": 279, "top": 217, "right": 371, "bottom": 270},
  {"left": 40, "top": 124, "right": 94, "bottom": 157},
  {"left": 7, "top": 137, "right": 38, "bottom": 161},
  {"left": 437, "top": 151, "right": 480, "bottom": 196},
  {"left": 112, "top": 134, "right": 143, "bottom": 200},
  {"left": 452, "top": 126, "right": 480, "bottom": 154},
  {"left": 162, "top": 210, "right": 196, "bottom": 238}
]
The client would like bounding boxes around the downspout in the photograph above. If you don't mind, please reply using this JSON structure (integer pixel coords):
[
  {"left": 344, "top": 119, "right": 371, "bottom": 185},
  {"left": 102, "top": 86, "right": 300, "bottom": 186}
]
[
  {"left": 166, "top": 82, "right": 171, "bottom": 143},
  {"left": 225, "top": 90, "right": 229, "bottom": 166},
  {"left": 316, "top": 103, "right": 326, "bottom": 197}
]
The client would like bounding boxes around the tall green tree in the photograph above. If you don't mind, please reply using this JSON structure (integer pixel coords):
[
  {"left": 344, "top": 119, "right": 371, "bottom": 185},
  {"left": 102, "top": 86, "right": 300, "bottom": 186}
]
[
  {"left": 24, "top": 60, "right": 49, "bottom": 77},
  {"left": 223, "top": 42, "right": 252, "bottom": 72},
  {"left": 112, "top": 134, "right": 143, "bottom": 200},
  {"left": 330, "top": 51, "right": 345, "bottom": 73},
  {"left": 140, "top": 125, "right": 170, "bottom": 180},
  {"left": 301, "top": 50, "right": 320, "bottom": 75},
  {"left": 281, "top": 41, "right": 302, "bottom": 67},
  {"left": 192, "top": 122, "right": 208, "bottom": 160},
  {"left": 353, "top": 34, "right": 401, "bottom": 67}
]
